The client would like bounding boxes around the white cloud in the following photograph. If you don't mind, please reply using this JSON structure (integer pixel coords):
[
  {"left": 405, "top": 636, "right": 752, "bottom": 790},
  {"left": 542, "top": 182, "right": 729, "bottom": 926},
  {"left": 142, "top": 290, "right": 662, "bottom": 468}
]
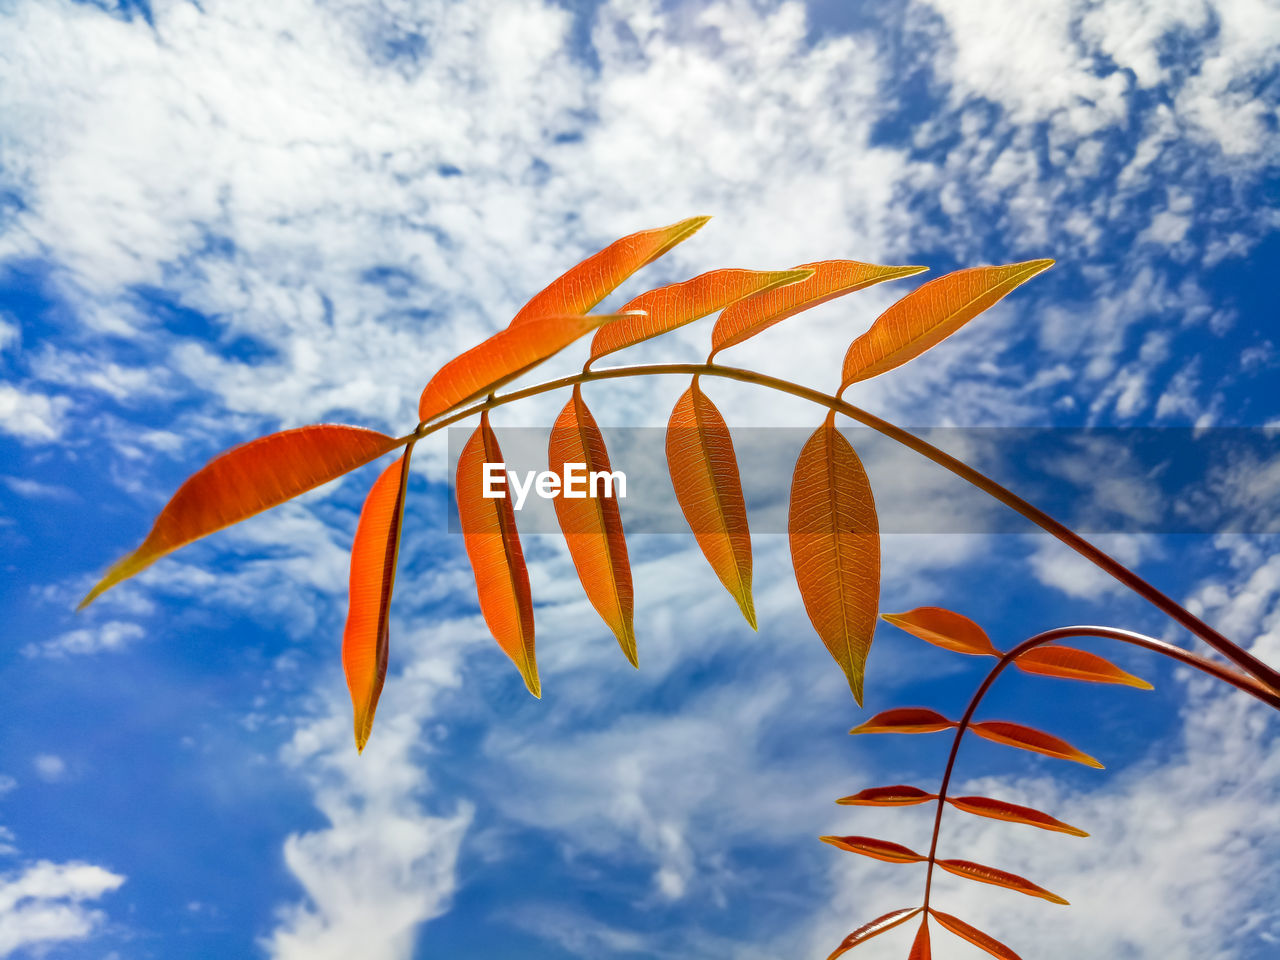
[
  {"left": 31, "top": 755, "right": 66, "bottom": 783},
  {"left": 22, "top": 621, "right": 144, "bottom": 659},
  {"left": 0, "top": 860, "right": 125, "bottom": 959},
  {"left": 0, "top": 384, "right": 71, "bottom": 443}
]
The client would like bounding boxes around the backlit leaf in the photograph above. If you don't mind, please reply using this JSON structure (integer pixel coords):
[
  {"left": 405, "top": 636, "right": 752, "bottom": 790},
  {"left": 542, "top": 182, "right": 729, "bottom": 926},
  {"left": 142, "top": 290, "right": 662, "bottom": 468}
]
[
  {"left": 709, "top": 260, "right": 926, "bottom": 355},
  {"left": 936, "top": 858, "right": 1069, "bottom": 904},
  {"left": 836, "top": 785, "right": 936, "bottom": 807},
  {"left": 840, "top": 259, "right": 1054, "bottom": 387},
  {"left": 825, "top": 908, "right": 922, "bottom": 960},
  {"left": 818, "top": 835, "right": 925, "bottom": 864},
  {"left": 930, "top": 910, "right": 1025, "bottom": 960},
  {"left": 79, "top": 425, "right": 400, "bottom": 609},
  {"left": 881, "top": 606, "right": 1001, "bottom": 657},
  {"left": 851, "top": 708, "right": 955, "bottom": 735},
  {"left": 665, "top": 379, "right": 755, "bottom": 628},
  {"left": 1014, "top": 645, "right": 1153, "bottom": 689},
  {"left": 908, "top": 917, "right": 931, "bottom": 960},
  {"left": 343, "top": 445, "right": 414, "bottom": 753},
  {"left": 509, "top": 216, "right": 710, "bottom": 327},
  {"left": 789, "top": 415, "right": 880, "bottom": 704},
  {"left": 588, "top": 267, "right": 812, "bottom": 362},
  {"left": 947, "top": 796, "right": 1088, "bottom": 836},
  {"left": 548, "top": 386, "right": 636, "bottom": 665},
  {"left": 456, "top": 412, "right": 539, "bottom": 696},
  {"left": 970, "top": 720, "right": 1103, "bottom": 768},
  {"left": 418, "top": 312, "right": 633, "bottom": 422}
]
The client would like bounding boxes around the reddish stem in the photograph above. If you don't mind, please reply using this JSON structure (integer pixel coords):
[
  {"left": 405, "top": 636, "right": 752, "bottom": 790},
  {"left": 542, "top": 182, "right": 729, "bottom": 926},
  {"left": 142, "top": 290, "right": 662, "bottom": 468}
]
[{"left": 919, "top": 625, "right": 1280, "bottom": 911}]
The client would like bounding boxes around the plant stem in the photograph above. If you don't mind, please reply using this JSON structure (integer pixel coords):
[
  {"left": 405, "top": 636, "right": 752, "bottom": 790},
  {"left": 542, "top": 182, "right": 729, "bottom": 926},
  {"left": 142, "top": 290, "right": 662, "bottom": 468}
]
[
  {"left": 398, "top": 361, "right": 1280, "bottom": 696},
  {"left": 918, "top": 625, "right": 1280, "bottom": 911}
]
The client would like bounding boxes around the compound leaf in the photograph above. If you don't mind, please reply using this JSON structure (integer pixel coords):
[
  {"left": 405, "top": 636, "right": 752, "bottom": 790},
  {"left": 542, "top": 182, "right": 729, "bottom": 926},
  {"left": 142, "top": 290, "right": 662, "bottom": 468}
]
[
  {"left": 709, "top": 260, "right": 926, "bottom": 355},
  {"left": 841, "top": 260, "right": 1054, "bottom": 388},
  {"left": 79, "top": 425, "right": 400, "bottom": 609},
  {"left": 789, "top": 415, "right": 880, "bottom": 704},
  {"left": 666, "top": 379, "right": 755, "bottom": 628},
  {"left": 456, "top": 412, "right": 539, "bottom": 696},
  {"left": 343, "top": 445, "right": 414, "bottom": 753},
  {"left": 510, "top": 216, "right": 710, "bottom": 327},
  {"left": 548, "top": 386, "right": 636, "bottom": 665},
  {"left": 589, "top": 267, "right": 812, "bottom": 362}
]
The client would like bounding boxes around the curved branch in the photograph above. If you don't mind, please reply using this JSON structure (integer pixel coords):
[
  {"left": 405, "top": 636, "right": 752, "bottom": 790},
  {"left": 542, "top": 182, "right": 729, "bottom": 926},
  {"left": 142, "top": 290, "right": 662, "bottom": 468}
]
[
  {"left": 400, "top": 361, "right": 1280, "bottom": 696},
  {"left": 920, "top": 625, "right": 1280, "bottom": 910}
]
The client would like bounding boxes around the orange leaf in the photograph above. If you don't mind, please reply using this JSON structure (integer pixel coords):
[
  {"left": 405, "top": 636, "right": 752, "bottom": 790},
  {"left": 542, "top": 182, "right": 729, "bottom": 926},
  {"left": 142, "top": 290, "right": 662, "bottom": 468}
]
[
  {"left": 819, "top": 835, "right": 925, "bottom": 864},
  {"left": 851, "top": 708, "right": 955, "bottom": 735},
  {"left": 837, "top": 785, "right": 936, "bottom": 807},
  {"left": 881, "top": 606, "right": 1001, "bottom": 657},
  {"left": 665, "top": 379, "right": 755, "bottom": 628},
  {"left": 908, "top": 917, "right": 931, "bottom": 960},
  {"left": 970, "top": 720, "right": 1103, "bottom": 768},
  {"left": 588, "top": 267, "right": 812, "bottom": 362},
  {"left": 456, "top": 412, "right": 539, "bottom": 696},
  {"left": 343, "top": 445, "right": 414, "bottom": 753},
  {"left": 947, "top": 796, "right": 1088, "bottom": 836},
  {"left": 840, "top": 259, "right": 1054, "bottom": 388},
  {"left": 1014, "top": 645, "right": 1153, "bottom": 689},
  {"left": 936, "top": 858, "right": 1069, "bottom": 904},
  {"left": 79, "top": 425, "right": 400, "bottom": 609},
  {"left": 548, "top": 386, "right": 636, "bottom": 666},
  {"left": 789, "top": 416, "right": 880, "bottom": 704},
  {"left": 930, "top": 910, "right": 1024, "bottom": 960},
  {"left": 825, "top": 908, "right": 922, "bottom": 960},
  {"left": 709, "top": 260, "right": 926, "bottom": 355},
  {"left": 509, "top": 216, "right": 710, "bottom": 327},
  {"left": 418, "top": 312, "right": 633, "bottom": 423}
]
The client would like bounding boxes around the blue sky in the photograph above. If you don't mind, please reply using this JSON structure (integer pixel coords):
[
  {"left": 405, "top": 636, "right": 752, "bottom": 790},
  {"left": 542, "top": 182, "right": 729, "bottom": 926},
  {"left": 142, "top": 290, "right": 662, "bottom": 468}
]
[{"left": 1, "top": 0, "right": 1278, "bottom": 958}]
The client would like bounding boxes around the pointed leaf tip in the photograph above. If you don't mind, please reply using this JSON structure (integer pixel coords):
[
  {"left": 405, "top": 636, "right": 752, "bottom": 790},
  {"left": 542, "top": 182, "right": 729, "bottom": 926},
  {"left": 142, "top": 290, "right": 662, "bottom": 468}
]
[
  {"left": 971, "top": 719, "right": 1103, "bottom": 768},
  {"left": 589, "top": 267, "right": 814, "bottom": 361},
  {"left": 709, "top": 260, "right": 929, "bottom": 355},
  {"left": 1014, "top": 644, "right": 1153, "bottom": 689},
  {"left": 937, "top": 858, "right": 1069, "bottom": 904},
  {"left": 851, "top": 707, "right": 955, "bottom": 735},
  {"left": 841, "top": 258, "right": 1055, "bottom": 388},
  {"left": 457, "top": 413, "right": 539, "bottom": 693},
  {"left": 930, "top": 910, "right": 1025, "bottom": 960},
  {"left": 79, "top": 424, "right": 399, "bottom": 610},
  {"left": 824, "top": 908, "right": 921, "bottom": 960},
  {"left": 836, "top": 785, "right": 936, "bottom": 806},
  {"left": 549, "top": 387, "right": 637, "bottom": 666},
  {"left": 508, "top": 216, "right": 711, "bottom": 328},
  {"left": 666, "top": 382, "right": 756, "bottom": 630},
  {"left": 789, "top": 420, "right": 880, "bottom": 705},
  {"left": 882, "top": 607, "right": 1001, "bottom": 657},
  {"left": 819, "top": 835, "right": 926, "bottom": 863},
  {"left": 343, "top": 446, "right": 414, "bottom": 754}
]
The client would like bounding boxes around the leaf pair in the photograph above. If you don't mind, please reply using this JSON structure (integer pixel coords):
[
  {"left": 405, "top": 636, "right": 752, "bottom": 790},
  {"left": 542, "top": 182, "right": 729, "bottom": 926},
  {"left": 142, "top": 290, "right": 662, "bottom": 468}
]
[
  {"left": 836, "top": 785, "right": 1087, "bottom": 837},
  {"left": 884, "top": 606, "right": 1154, "bottom": 689},
  {"left": 851, "top": 706, "right": 1103, "bottom": 767},
  {"left": 821, "top": 834, "right": 1068, "bottom": 903},
  {"left": 827, "top": 908, "right": 1023, "bottom": 960}
]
